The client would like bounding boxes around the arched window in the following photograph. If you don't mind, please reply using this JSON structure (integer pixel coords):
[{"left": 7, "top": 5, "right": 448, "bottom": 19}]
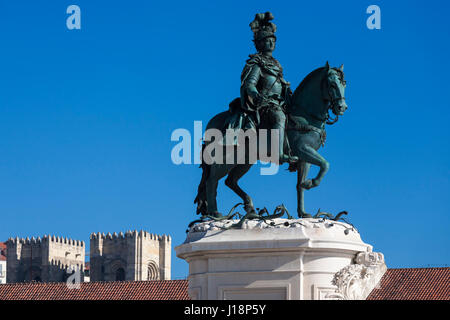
[
  {"left": 147, "top": 261, "right": 159, "bottom": 280},
  {"left": 115, "top": 267, "right": 125, "bottom": 281}
]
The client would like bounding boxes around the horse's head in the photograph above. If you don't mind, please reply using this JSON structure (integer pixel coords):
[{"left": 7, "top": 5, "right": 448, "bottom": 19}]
[{"left": 323, "top": 62, "right": 347, "bottom": 119}]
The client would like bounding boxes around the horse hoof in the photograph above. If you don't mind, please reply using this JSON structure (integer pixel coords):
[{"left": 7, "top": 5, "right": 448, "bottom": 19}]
[
  {"left": 244, "top": 205, "right": 256, "bottom": 214},
  {"left": 298, "top": 212, "right": 312, "bottom": 218},
  {"left": 207, "top": 211, "right": 222, "bottom": 218},
  {"left": 246, "top": 212, "right": 261, "bottom": 220},
  {"left": 301, "top": 179, "right": 313, "bottom": 189}
]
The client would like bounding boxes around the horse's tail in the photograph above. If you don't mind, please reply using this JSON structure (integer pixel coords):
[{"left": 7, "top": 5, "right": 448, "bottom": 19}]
[
  {"left": 193, "top": 109, "right": 230, "bottom": 216},
  {"left": 194, "top": 144, "right": 210, "bottom": 216}
]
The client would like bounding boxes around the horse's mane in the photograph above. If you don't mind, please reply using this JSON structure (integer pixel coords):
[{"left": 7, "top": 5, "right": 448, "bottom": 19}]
[
  {"left": 294, "top": 66, "right": 344, "bottom": 94},
  {"left": 292, "top": 66, "right": 344, "bottom": 102},
  {"left": 289, "top": 67, "right": 325, "bottom": 114},
  {"left": 293, "top": 67, "right": 325, "bottom": 96}
]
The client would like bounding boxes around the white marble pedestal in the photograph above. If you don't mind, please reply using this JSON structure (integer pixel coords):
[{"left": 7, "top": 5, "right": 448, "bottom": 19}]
[{"left": 175, "top": 218, "right": 386, "bottom": 300}]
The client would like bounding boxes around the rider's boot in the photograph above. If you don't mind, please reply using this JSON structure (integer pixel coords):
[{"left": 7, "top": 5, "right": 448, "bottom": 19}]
[
  {"left": 277, "top": 128, "right": 298, "bottom": 164},
  {"left": 270, "top": 110, "right": 298, "bottom": 164}
]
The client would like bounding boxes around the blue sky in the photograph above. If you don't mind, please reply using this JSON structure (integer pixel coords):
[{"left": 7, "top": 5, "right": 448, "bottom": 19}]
[{"left": 0, "top": 0, "right": 449, "bottom": 279}]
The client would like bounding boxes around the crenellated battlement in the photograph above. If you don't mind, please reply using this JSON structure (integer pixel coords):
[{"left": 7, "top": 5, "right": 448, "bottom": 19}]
[
  {"left": 90, "top": 230, "right": 171, "bottom": 242},
  {"left": 7, "top": 235, "right": 85, "bottom": 247},
  {"left": 49, "top": 259, "right": 84, "bottom": 271}
]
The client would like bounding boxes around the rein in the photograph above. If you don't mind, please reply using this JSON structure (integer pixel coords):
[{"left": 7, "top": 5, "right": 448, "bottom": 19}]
[
  {"left": 321, "top": 76, "right": 344, "bottom": 125},
  {"left": 326, "top": 109, "right": 339, "bottom": 125}
]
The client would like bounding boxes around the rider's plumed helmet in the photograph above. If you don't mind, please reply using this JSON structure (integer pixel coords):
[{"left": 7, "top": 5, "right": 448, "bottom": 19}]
[{"left": 250, "top": 12, "right": 277, "bottom": 42}]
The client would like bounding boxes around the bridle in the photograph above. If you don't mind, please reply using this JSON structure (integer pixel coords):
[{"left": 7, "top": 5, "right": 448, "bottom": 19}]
[{"left": 322, "top": 73, "right": 346, "bottom": 125}]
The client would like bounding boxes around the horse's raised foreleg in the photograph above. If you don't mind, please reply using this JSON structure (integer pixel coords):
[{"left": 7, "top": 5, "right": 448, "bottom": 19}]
[
  {"left": 298, "top": 144, "right": 329, "bottom": 190},
  {"left": 225, "top": 164, "right": 255, "bottom": 215},
  {"left": 297, "top": 161, "right": 312, "bottom": 218}
]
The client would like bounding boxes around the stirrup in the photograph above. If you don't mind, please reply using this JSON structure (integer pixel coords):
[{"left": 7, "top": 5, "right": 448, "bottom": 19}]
[{"left": 280, "top": 154, "right": 298, "bottom": 164}]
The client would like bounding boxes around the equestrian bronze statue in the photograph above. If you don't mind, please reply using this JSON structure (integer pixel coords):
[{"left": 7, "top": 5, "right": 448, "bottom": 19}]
[{"left": 194, "top": 12, "right": 348, "bottom": 220}]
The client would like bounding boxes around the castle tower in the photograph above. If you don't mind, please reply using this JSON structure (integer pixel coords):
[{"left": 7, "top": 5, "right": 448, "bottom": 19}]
[
  {"left": 6, "top": 235, "right": 85, "bottom": 283},
  {"left": 90, "top": 230, "right": 171, "bottom": 282}
]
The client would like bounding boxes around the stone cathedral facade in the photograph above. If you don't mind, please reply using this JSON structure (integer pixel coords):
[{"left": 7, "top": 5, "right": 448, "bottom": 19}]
[
  {"left": 5, "top": 230, "right": 171, "bottom": 283},
  {"left": 89, "top": 230, "right": 171, "bottom": 282}
]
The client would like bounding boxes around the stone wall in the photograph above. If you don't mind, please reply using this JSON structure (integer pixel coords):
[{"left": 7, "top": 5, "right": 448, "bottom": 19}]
[{"left": 6, "top": 236, "right": 85, "bottom": 283}]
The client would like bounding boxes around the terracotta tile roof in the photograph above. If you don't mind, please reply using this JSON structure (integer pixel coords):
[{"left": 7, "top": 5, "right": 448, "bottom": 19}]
[
  {"left": 368, "top": 267, "right": 450, "bottom": 300},
  {"left": 0, "top": 280, "right": 190, "bottom": 300},
  {"left": 0, "top": 268, "right": 448, "bottom": 300}
]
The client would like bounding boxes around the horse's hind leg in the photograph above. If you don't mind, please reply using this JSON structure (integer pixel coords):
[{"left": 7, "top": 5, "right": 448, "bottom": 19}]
[
  {"left": 225, "top": 164, "right": 255, "bottom": 214},
  {"left": 206, "top": 164, "right": 231, "bottom": 217}
]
